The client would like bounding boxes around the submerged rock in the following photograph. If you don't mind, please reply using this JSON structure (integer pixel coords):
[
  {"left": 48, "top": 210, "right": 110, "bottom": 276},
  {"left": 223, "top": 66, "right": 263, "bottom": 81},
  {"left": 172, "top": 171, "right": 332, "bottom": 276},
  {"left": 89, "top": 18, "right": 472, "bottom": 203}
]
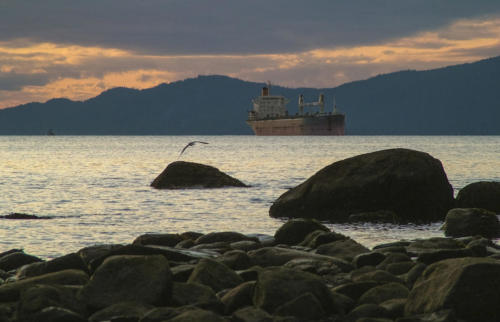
[
  {"left": 151, "top": 161, "right": 248, "bottom": 189},
  {"left": 269, "top": 148, "right": 454, "bottom": 222},
  {"left": 0, "top": 213, "right": 52, "bottom": 220},
  {"left": 442, "top": 208, "right": 500, "bottom": 238}
]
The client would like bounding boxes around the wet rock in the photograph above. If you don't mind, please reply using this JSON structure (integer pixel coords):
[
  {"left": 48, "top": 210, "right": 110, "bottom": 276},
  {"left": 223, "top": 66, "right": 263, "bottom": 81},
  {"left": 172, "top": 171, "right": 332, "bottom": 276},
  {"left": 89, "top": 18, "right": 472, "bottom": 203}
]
[
  {"left": 230, "top": 240, "right": 261, "bottom": 252},
  {"left": 380, "top": 298, "right": 407, "bottom": 319},
  {"left": 349, "top": 210, "right": 399, "bottom": 223},
  {"left": 416, "top": 248, "right": 474, "bottom": 265},
  {"left": 79, "top": 255, "right": 172, "bottom": 310},
  {"left": 0, "top": 269, "right": 88, "bottom": 302},
  {"left": 358, "top": 282, "right": 409, "bottom": 305},
  {"left": 88, "top": 244, "right": 215, "bottom": 272},
  {"left": 151, "top": 161, "right": 248, "bottom": 189},
  {"left": 352, "top": 269, "right": 403, "bottom": 285},
  {"left": 16, "top": 252, "right": 88, "bottom": 279},
  {"left": 133, "top": 233, "right": 184, "bottom": 247},
  {"left": 405, "top": 257, "right": 500, "bottom": 322},
  {"left": 346, "top": 303, "right": 390, "bottom": 321},
  {"left": 270, "top": 148, "right": 454, "bottom": 222},
  {"left": 248, "top": 247, "right": 353, "bottom": 272},
  {"left": 231, "top": 306, "right": 273, "bottom": 322},
  {"left": 17, "top": 284, "right": 87, "bottom": 321},
  {"left": 170, "top": 282, "right": 220, "bottom": 310},
  {"left": 354, "top": 252, "right": 387, "bottom": 268},
  {"left": 330, "top": 291, "right": 356, "bottom": 314},
  {"left": 0, "top": 213, "right": 52, "bottom": 220},
  {"left": 187, "top": 258, "right": 243, "bottom": 293},
  {"left": 315, "top": 238, "right": 370, "bottom": 262},
  {"left": 216, "top": 250, "right": 252, "bottom": 270},
  {"left": 220, "top": 281, "right": 255, "bottom": 314},
  {"left": 0, "top": 251, "right": 43, "bottom": 272},
  {"left": 404, "top": 263, "right": 427, "bottom": 289},
  {"left": 385, "top": 261, "right": 415, "bottom": 275},
  {"left": 283, "top": 257, "right": 343, "bottom": 276},
  {"left": 406, "top": 237, "right": 464, "bottom": 256},
  {"left": 442, "top": 208, "right": 500, "bottom": 238},
  {"left": 273, "top": 292, "right": 326, "bottom": 320},
  {"left": 397, "top": 309, "right": 457, "bottom": 322},
  {"left": 373, "top": 241, "right": 411, "bottom": 250},
  {"left": 195, "top": 231, "right": 257, "bottom": 245},
  {"left": 274, "top": 218, "right": 329, "bottom": 245},
  {"left": 455, "top": 181, "right": 500, "bottom": 213},
  {"left": 299, "top": 230, "right": 347, "bottom": 249},
  {"left": 27, "top": 306, "right": 86, "bottom": 322},
  {"left": 331, "top": 281, "right": 379, "bottom": 302},
  {"left": 252, "top": 268, "right": 334, "bottom": 314},
  {"left": 77, "top": 244, "right": 123, "bottom": 268},
  {"left": 237, "top": 266, "right": 264, "bottom": 282},
  {"left": 139, "top": 307, "right": 178, "bottom": 322},
  {"left": 88, "top": 301, "right": 154, "bottom": 322},
  {"left": 167, "top": 307, "right": 228, "bottom": 322},
  {"left": 376, "top": 253, "right": 411, "bottom": 270},
  {"left": 171, "top": 264, "right": 195, "bottom": 282}
]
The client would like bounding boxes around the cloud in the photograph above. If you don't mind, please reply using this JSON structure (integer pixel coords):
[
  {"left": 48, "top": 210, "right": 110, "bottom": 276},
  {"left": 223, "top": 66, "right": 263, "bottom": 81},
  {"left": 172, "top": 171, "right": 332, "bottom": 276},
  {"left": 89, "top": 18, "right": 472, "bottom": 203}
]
[
  {"left": 1, "top": 1, "right": 499, "bottom": 55},
  {"left": 0, "top": 15, "right": 499, "bottom": 108}
]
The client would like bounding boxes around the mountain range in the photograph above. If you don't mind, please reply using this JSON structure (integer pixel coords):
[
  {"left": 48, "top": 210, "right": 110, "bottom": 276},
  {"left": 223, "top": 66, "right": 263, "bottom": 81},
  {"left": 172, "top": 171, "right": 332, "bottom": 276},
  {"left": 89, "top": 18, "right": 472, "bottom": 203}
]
[{"left": 1, "top": 56, "right": 499, "bottom": 135}]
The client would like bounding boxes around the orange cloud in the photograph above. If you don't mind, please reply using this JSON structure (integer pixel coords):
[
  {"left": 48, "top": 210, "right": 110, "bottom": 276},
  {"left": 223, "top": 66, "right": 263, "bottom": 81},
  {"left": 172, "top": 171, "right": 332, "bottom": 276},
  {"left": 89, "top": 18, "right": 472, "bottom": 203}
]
[{"left": 1, "top": 16, "right": 499, "bottom": 108}]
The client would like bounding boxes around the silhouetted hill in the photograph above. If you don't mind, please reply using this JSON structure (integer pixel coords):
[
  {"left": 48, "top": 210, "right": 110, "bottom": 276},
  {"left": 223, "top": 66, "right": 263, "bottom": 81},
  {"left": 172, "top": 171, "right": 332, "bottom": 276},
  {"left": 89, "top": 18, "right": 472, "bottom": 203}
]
[{"left": 1, "top": 57, "right": 499, "bottom": 134}]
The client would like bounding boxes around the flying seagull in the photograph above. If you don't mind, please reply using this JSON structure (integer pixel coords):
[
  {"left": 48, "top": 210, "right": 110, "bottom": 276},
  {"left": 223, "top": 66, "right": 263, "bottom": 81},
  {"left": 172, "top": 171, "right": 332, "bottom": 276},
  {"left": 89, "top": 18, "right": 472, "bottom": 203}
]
[{"left": 179, "top": 141, "right": 209, "bottom": 156}]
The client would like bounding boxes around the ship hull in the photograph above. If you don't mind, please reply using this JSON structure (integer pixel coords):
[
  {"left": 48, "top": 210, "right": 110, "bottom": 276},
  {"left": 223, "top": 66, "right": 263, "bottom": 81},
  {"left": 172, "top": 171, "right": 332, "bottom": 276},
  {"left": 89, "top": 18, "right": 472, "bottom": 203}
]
[{"left": 247, "top": 114, "right": 345, "bottom": 136}]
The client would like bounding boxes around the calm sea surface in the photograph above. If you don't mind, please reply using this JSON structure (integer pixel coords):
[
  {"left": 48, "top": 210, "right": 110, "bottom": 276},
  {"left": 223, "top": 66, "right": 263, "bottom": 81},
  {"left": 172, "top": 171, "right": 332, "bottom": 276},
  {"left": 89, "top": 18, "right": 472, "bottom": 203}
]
[{"left": 1, "top": 136, "right": 499, "bottom": 258}]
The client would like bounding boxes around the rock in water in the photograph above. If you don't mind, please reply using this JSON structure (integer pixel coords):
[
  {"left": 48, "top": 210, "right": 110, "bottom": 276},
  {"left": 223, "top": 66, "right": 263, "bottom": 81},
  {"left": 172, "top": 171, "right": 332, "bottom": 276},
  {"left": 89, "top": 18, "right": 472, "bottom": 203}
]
[
  {"left": 151, "top": 161, "right": 248, "bottom": 189},
  {"left": 269, "top": 148, "right": 454, "bottom": 222},
  {"left": 455, "top": 181, "right": 500, "bottom": 213},
  {"left": 442, "top": 208, "right": 500, "bottom": 238}
]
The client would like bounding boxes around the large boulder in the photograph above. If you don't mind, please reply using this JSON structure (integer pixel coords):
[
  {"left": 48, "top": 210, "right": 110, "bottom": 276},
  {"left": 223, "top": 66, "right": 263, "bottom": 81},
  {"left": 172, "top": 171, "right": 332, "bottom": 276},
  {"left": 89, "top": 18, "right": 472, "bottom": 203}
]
[
  {"left": 269, "top": 148, "right": 454, "bottom": 222},
  {"left": 151, "top": 161, "right": 248, "bottom": 189},
  {"left": 405, "top": 257, "right": 500, "bottom": 322},
  {"left": 442, "top": 208, "right": 500, "bottom": 238},
  {"left": 455, "top": 181, "right": 500, "bottom": 213},
  {"left": 79, "top": 255, "right": 172, "bottom": 310}
]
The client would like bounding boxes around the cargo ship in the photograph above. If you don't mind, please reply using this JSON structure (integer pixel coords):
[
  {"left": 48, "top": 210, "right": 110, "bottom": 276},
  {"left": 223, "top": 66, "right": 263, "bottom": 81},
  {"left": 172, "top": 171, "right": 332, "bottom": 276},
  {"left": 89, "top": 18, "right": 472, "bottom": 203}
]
[{"left": 246, "top": 84, "right": 345, "bottom": 135}]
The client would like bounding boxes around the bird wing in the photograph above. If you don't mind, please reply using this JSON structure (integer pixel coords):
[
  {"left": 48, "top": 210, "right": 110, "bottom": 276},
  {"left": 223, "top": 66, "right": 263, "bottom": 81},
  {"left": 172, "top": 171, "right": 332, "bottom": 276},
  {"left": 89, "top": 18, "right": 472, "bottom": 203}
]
[
  {"left": 194, "top": 141, "right": 209, "bottom": 144},
  {"left": 179, "top": 143, "right": 191, "bottom": 155}
]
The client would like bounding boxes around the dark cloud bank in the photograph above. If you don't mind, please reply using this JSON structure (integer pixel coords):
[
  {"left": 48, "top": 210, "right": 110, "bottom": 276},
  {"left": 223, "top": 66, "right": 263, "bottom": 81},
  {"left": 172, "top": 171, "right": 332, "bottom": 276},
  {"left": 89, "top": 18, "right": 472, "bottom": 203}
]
[{"left": 1, "top": 0, "right": 499, "bottom": 54}]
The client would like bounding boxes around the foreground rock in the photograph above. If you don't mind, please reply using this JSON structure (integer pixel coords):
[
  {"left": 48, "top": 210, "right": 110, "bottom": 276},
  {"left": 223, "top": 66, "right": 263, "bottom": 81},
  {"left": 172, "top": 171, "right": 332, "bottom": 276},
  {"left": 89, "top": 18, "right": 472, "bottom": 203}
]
[
  {"left": 2, "top": 218, "right": 500, "bottom": 321},
  {"left": 151, "top": 161, "right": 248, "bottom": 189},
  {"left": 455, "top": 181, "right": 500, "bottom": 213},
  {"left": 270, "top": 148, "right": 454, "bottom": 222},
  {"left": 405, "top": 257, "right": 500, "bottom": 322},
  {"left": 79, "top": 255, "right": 172, "bottom": 310},
  {"left": 442, "top": 208, "right": 500, "bottom": 238}
]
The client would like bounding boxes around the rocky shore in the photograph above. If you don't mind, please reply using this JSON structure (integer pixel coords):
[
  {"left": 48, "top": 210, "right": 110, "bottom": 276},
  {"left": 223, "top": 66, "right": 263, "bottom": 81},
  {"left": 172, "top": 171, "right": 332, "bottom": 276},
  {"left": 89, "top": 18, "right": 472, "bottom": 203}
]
[
  {"left": 1, "top": 148, "right": 499, "bottom": 321},
  {"left": 1, "top": 217, "right": 500, "bottom": 322}
]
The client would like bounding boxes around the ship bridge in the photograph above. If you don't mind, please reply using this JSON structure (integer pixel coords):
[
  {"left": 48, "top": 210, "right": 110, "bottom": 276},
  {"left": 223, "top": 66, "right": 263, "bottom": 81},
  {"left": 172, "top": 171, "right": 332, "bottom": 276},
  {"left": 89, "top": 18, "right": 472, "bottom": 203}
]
[{"left": 249, "top": 85, "right": 289, "bottom": 119}]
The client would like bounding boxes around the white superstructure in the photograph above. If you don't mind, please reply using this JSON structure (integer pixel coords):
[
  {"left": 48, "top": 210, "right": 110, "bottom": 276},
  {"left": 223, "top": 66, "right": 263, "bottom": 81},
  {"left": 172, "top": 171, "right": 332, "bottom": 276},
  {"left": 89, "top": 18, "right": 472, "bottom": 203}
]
[{"left": 248, "top": 84, "right": 289, "bottom": 120}]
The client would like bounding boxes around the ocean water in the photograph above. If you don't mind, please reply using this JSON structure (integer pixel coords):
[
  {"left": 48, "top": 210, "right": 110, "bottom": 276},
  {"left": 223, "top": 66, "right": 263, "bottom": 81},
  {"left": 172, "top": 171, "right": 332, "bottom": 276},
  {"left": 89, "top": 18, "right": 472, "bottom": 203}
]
[{"left": 1, "top": 135, "right": 499, "bottom": 259}]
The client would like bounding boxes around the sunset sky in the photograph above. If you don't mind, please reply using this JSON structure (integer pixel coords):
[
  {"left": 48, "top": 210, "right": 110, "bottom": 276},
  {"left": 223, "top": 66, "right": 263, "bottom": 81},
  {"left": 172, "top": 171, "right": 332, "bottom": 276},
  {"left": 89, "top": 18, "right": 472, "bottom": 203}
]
[{"left": 1, "top": 0, "right": 500, "bottom": 109}]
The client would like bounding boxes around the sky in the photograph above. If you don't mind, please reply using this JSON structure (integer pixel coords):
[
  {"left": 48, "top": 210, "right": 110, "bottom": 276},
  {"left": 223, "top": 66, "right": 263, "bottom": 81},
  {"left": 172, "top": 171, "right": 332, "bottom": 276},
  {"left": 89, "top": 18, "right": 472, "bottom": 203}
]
[{"left": 1, "top": 0, "right": 499, "bottom": 108}]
